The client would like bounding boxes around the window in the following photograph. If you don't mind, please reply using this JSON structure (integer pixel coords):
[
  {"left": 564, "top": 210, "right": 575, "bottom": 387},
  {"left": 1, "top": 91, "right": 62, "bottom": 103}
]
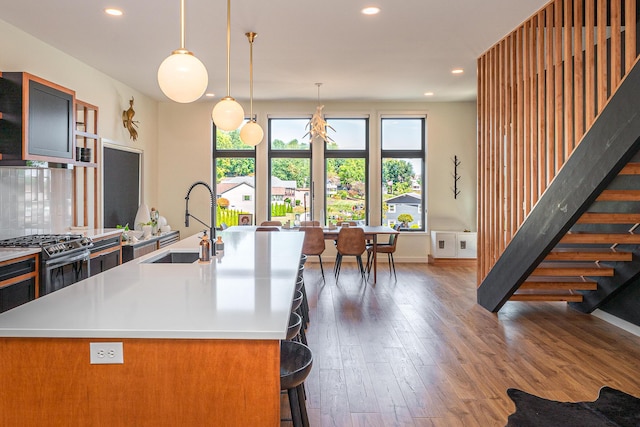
[
  {"left": 381, "top": 117, "right": 426, "bottom": 230},
  {"left": 268, "top": 118, "right": 312, "bottom": 223},
  {"left": 213, "top": 122, "right": 256, "bottom": 227},
  {"left": 325, "top": 118, "right": 368, "bottom": 226}
]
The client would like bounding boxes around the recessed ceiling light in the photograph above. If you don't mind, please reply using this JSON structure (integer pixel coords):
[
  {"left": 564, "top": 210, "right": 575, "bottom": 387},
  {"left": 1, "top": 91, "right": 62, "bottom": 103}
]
[
  {"left": 104, "top": 8, "right": 123, "bottom": 16},
  {"left": 451, "top": 68, "right": 464, "bottom": 75},
  {"left": 205, "top": 93, "right": 216, "bottom": 97},
  {"left": 424, "top": 92, "right": 434, "bottom": 97},
  {"left": 362, "top": 6, "right": 381, "bottom": 15}
]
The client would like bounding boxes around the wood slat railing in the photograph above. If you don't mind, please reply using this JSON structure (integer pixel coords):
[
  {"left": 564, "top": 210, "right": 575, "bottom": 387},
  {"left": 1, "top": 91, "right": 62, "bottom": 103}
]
[{"left": 477, "top": 0, "right": 639, "bottom": 283}]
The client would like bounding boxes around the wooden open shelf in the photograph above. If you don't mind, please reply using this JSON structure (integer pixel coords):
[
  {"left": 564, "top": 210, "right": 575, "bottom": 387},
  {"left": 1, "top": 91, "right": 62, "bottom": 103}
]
[{"left": 74, "top": 100, "right": 99, "bottom": 228}]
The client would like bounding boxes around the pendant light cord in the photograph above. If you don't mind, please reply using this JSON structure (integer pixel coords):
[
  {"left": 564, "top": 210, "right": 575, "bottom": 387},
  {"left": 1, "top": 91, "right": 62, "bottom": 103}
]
[
  {"left": 180, "top": 0, "right": 185, "bottom": 49},
  {"left": 226, "top": 0, "right": 231, "bottom": 97},
  {"left": 247, "top": 32, "right": 256, "bottom": 119}
]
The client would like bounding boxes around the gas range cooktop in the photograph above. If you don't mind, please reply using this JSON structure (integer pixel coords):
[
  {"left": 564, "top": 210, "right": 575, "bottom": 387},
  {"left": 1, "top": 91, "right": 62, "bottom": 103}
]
[{"left": 0, "top": 234, "right": 93, "bottom": 259}]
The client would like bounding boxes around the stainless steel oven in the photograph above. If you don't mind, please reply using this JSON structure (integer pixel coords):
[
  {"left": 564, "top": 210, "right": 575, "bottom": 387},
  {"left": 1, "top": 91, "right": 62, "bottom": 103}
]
[
  {"left": 0, "top": 234, "right": 93, "bottom": 297},
  {"left": 41, "top": 248, "right": 90, "bottom": 295}
]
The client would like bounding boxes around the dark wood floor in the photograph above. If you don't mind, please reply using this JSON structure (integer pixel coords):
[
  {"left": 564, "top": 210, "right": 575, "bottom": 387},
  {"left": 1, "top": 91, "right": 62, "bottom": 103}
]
[{"left": 281, "top": 260, "right": 640, "bottom": 426}]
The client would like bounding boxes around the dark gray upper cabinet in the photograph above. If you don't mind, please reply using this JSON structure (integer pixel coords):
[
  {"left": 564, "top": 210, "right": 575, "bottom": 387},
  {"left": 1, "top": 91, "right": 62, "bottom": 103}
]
[{"left": 0, "top": 72, "right": 75, "bottom": 165}]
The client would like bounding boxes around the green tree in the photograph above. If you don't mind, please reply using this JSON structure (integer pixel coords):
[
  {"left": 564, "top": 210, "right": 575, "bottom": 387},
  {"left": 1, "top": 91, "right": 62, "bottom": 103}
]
[
  {"left": 337, "top": 159, "right": 365, "bottom": 195},
  {"left": 271, "top": 158, "right": 310, "bottom": 188},
  {"left": 397, "top": 213, "right": 414, "bottom": 226},
  {"left": 382, "top": 159, "right": 414, "bottom": 195}
]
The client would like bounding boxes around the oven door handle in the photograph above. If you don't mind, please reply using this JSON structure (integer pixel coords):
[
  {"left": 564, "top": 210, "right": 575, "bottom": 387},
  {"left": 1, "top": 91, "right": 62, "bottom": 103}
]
[{"left": 45, "top": 250, "right": 90, "bottom": 269}]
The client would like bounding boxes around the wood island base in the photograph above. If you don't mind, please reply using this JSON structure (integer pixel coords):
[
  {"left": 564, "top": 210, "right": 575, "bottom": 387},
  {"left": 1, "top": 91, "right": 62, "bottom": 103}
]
[{"left": 0, "top": 338, "right": 280, "bottom": 426}]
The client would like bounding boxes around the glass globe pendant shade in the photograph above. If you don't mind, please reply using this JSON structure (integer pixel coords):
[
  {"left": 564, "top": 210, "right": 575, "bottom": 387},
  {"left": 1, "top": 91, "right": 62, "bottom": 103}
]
[
  {"left": 212, "top": 96, "right": 245, "bottom": 131},
  {"left": 240, "top": 120, "right": 264, "bottom": 146},
  {"left": 157, "top": 49, "right": 208, "bottom": 103}
]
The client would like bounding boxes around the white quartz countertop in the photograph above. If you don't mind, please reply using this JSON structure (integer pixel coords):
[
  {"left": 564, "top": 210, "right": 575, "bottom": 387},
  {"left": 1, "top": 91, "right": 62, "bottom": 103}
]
[
  {"left": 0, "top": 231, "right": 304, "bottom": 340},
  {"left": 0, "top": 247, "right": 41, "bottom": 263}
]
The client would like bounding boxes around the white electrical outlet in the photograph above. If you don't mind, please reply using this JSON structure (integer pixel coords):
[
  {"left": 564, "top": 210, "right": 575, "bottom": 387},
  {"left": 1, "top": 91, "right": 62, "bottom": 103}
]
[{"left": 90, "top": 342, "right": 124, "bottom": 364}]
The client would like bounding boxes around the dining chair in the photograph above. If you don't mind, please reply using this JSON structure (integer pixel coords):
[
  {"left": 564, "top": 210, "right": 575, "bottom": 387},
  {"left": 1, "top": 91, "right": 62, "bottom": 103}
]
[
  {"left": 334, "top": 227, "right": 366, "bottom": 281},
  {"left": 255, "top": 226, "right": 280, "bottom": 232},
  {"left": 260, "top": 220, "right": 283, "bottom": 226},
  {"left": 300, "top": 226, "right": 326, "bottom": 280},
  {"left": 339, "top": 221, "right": 357, "bottom": 227},
  {"left": 366, "top": 224, "right": 400, "bottom": 279},
  {"left": 299, "top": 220, "right": 320, "bottom": 227}
]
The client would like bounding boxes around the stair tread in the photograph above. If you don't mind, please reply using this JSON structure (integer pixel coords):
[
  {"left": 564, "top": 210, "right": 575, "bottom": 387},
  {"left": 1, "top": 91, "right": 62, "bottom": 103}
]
[
  {"left": 619, "top": 163, "right": 640, "bottom": 174},
  {"left": 560, "top": 233, "right": 640, "bottom": 244},
  {"left": 597, "top": 190, "right": 640, "bottom": 201},
  {"left": 545, "top": 248, "right": 633, "bottom": 261},
  {"left": 514, "top": 289, "right": 582, "bottom": 295},
  {"left": 523, "top": 276, "right": 597, "bottom": 283},
  {"left": 536, "top": 261, "right": 613, "bottom": 268},
  {"left": 577, "top": 212, "right": 640, "bottom": 224}
]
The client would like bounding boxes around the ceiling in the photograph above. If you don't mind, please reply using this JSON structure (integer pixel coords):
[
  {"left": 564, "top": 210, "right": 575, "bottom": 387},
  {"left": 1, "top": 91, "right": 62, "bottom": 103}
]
[{"left": 0, "top": 0, "right": 548, "bottom": 103}]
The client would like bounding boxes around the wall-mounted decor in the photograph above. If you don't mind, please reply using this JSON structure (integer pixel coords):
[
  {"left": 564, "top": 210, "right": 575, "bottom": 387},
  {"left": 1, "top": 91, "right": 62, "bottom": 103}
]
[
  {"left": 122, "top": 97, "right": 139, "bottom": 141},
  {"left": 452, "top": 155, "right": 461, "bottom": 199},
  {"left": 238, "top": 214, "right": 253, "bottom": 226}
]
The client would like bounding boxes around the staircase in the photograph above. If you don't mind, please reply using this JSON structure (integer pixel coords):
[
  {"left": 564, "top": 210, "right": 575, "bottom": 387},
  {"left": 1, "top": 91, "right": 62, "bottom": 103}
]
[
  {"left": 477, "top": 59, "right": 640, "bottom": 313},
  {"left": 512, "top": 162, "right": 640, "bottom": 305}
]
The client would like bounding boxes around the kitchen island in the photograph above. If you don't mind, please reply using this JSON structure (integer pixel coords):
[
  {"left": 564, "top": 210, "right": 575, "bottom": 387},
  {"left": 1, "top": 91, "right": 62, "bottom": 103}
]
[{"left": 0, "top": 231, "right": 304, "bottom": 426}]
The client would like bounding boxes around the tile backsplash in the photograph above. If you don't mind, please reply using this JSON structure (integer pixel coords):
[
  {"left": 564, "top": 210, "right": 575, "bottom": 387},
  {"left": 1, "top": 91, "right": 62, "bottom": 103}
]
[{"left": 0, "top": 167, "right": 73, "bottom": 238}]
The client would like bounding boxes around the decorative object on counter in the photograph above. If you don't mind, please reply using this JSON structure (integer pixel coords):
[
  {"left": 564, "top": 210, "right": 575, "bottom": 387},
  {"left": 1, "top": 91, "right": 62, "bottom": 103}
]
[
  {"left": 142, "top": 225, "right": 152, "bottom": 239},
  {"left": 239, "top": 31, "right": 263, "bottom": 147},
  {"left": 150, "top": 207, "right": 160, "bottom": 235},
  {"left": 215, "top": 235, "right": 224, "bottom": 254},
  {"left": 122, "top": 97, "right": 139, "bottom": 141},
  {"left": 157, "top": 0, "right": 208, "bottom": 103},
  {"left": 211, "top": 0, "right": 244, "bottom": 131},
  {"left": 452, "top": 155, "right": 461, "bottom": 199},
  {"left": 116, "top": 223, "right": 130, "bottom": 242},
  {"left": 303, "top": 83, "right": 335, "bottom": 144},
  {"left": 185, "top": 181, "right": 215, "bottom": 239},
  {"left": 199, "top": 230, "right": 211, "bottom": 262},
  {"left": 134, "top": 203, "right": 150, "bottom": 231}
]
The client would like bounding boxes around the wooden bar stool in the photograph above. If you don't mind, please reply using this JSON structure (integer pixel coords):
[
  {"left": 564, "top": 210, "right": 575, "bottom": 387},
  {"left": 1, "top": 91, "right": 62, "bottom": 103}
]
[{"left": 280, "top": 341, "right": 313, "bottom": 427}]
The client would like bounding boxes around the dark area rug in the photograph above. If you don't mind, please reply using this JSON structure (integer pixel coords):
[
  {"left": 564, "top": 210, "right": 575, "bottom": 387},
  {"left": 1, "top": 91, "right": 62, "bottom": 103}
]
[{"left": 506, "top": 386, "right": 640, "bottom": 426}]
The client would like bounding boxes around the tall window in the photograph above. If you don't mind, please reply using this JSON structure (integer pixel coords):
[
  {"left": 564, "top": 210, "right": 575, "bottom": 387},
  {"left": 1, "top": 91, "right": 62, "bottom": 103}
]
[
  {"left": 213, "top": 122, "right": 256, "bottom": 226},
  {"left": 325, "top": 118, "right": 368, "bottom": 225},
  {"left": 268, "top": 118, "right": 312, "bottom": 223},
  {"left": 381, "top": 117, "right": 426, "bottom": 230}
]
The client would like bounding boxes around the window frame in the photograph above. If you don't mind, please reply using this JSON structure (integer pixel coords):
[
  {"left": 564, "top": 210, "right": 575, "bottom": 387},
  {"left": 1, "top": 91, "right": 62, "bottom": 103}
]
[
  {"left": 267, "top": 117, "right": 313, "bottom": 221},
  {"left": 324, "top": 117, "right": 370, "bottom": 226},
  {"left": 380, "top": 115, "right": 426, "bottom": 231},
  {"left": 212, "top": 123, "right": 257, "bottom": 228}
]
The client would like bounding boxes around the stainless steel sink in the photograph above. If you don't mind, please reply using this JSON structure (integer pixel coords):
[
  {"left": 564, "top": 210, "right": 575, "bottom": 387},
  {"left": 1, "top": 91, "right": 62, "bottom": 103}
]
[{"left": 141, "top": 251, "right": 199, "bottom": 264}]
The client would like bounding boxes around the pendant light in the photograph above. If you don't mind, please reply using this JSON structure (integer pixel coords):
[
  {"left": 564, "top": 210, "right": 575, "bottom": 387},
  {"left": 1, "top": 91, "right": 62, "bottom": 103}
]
[
  {"left": 240, "top": 32, "right": 264, "bottom": 146},
  {"left": 304, "top": 83, "right": 335, "bottom": 143},
  {"left": 211, "top": 0, "right": 245, "bottom": 131},
  {"left": 157, "top": 0, "right": 208, "bottom": 103}
]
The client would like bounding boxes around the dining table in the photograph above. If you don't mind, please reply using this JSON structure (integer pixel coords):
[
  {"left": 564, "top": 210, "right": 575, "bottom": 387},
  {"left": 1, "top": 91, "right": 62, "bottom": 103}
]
[{"left": 227, "top": 224, "right": 399, "bottom": 284}]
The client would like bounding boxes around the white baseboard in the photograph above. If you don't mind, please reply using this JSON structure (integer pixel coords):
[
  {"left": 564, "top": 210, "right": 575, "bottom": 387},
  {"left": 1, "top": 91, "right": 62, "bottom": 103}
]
[{"left": 592, "top": 309, "right": 640, "bottom": 337}]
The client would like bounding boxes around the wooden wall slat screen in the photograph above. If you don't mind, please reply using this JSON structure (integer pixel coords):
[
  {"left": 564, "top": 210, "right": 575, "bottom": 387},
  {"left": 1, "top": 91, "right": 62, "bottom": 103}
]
[{"left": 477, "top": 0, "right": 639, "bottom": 283}]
